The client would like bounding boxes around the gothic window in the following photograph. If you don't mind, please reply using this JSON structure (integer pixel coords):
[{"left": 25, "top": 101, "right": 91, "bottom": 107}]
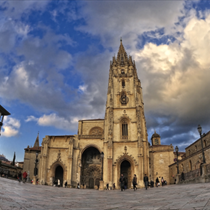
[
  {"left": 122, "top": 80, "right": 125, "bottom": 88},
  {"left": 122, "top": 120, "right": 128, "bottom": 139},
  {"left": 189, "top": 160, "right": 192, "bottom": 171},
  {"left": 155, "top": 138, "right": 159, "bottom": 145}
]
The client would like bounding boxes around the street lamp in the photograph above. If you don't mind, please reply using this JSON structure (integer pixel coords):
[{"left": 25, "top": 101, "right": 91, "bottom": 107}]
[
  {"left": 197, "top": 125, "right": 206, "bottom": 164},
  {"left": 175, "top": 146, "right": 179, "bottom": 174},
  {"left": 0, "top": 105, "right": 10, "bottom": 136},
  {"left": 101, "top": 152, "right": 104, "bottom": 181},
  {"left": 34, "top": 152, "right": 39, "bottom": 176}
]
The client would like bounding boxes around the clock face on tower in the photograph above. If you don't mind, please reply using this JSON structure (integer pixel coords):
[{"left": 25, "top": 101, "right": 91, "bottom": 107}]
[
  {"left": 155, "top": 139, "right": 159, "bottom": 145},
  {"left": 120, "top": 92, "right": 129, "bottom": 105}
]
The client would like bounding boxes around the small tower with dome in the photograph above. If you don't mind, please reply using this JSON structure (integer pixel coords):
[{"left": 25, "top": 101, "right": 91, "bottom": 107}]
[{"left": 151, "top": 131, "right": 161, "bottom": 145}]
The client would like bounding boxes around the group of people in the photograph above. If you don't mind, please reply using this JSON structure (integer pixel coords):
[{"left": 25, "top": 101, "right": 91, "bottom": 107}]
[
  {"left": 119, "top": 174, "right": 167, "bottom": 191},
  {"left": 17, "top": 171, "right": 28, "bottom": 183}
]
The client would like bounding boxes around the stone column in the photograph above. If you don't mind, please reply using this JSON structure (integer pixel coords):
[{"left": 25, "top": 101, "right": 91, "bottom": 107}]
[
  {"left": 33, "top": 176, "right": 37, "bottom": 185},
  {"left": 108, "top": 158, "right": 113, "bottom": 189},
  {"left": 176, "top": 174, "right": 180, "bottom": 184},
  {"left": 202, "top": 163, "right": 207, "bottom": 177}
]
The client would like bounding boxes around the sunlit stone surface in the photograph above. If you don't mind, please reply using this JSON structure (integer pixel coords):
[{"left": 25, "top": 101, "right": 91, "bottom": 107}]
[{"left": 1, "top": 177, "right": 210, "bottom": 209}]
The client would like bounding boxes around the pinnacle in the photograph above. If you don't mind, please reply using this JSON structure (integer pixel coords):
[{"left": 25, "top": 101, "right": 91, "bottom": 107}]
[
  {"left": 34, "top": 132, "right": 39, "bottom": 147},
  {"left": 118, "top": 38, "right": 126, "bottom": 55}
]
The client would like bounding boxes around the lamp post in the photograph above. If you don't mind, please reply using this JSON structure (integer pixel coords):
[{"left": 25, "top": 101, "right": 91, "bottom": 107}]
[
  {"left": 101, "top": 152, "right": 104, "bottom": 181},
  {"left": 175, "top": 146, "right": 179, "bottom": 174},
  {"left": 0, "top": 105, "right": 10, "bottom": 136},
  {"left": 197, "top": 125, "right": 206, "bottom": 164}
]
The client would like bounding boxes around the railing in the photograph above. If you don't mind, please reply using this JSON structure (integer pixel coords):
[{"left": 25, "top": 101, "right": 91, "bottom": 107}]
[{"left": 79, "top": 135, "right": 102, "bottom": 139}]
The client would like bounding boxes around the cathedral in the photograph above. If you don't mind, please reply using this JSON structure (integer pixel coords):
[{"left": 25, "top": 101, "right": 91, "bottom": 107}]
[{"left": 23, "top": 40, "right": 177, "bottom": 189}]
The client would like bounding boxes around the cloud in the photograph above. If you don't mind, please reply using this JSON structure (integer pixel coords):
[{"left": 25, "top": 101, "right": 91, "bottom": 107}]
[
  {"left": 0, "top": 1, "right": 50, "bottom": 18},
  {"left": 76, "top": 0, "right": 185, "bottom": 50},
  {"left": 135, "top": 14, "right": 210, "bottom": 145},
  {"left": 1, "top": 117, "right": 21, "bottom": 137},
  {"left": 25, "top": 116, "right": 38, "bottom": 122},
  {"left": 26, "top": 113, "right": 78, "bottom": 131}
]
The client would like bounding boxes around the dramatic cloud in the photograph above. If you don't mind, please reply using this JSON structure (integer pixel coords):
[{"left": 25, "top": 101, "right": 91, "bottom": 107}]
[
  {"left": 1, "top": 117, "right": 21, "bottom": 137},
  {"left": 135, "top": 14, "right": 210, "bottom": 148},
  {"left": 76, "top": 0, "right": 185, "bottom": 49}
]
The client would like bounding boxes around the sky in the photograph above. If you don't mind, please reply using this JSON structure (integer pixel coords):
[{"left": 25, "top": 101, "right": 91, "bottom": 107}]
[{"left": 1, "top": 0, "right": 210, "bottom": 161}]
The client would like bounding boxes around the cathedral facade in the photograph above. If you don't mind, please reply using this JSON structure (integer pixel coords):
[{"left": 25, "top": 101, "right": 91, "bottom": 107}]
[{"left": 24, "top": 40, "right": 177, "bottom": 189}]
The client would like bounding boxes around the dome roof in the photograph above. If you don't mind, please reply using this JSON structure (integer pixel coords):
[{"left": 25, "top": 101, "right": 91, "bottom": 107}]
[{"left": 151, "top": 131, "right": 160, "bottom": 140}]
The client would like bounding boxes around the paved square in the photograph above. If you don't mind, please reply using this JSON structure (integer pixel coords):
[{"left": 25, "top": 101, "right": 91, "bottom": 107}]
[{"left": 0, "top": 178, "right": 210, "bottom": 210}]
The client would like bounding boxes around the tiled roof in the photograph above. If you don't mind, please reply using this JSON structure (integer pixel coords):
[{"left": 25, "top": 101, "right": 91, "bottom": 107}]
[{"left": 24, "top": 146, "right": 41, "bottom": 151}]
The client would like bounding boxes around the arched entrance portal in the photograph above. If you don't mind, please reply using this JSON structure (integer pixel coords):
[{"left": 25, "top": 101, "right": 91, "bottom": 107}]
[
  {"left": 120, "top": 160, "right": 131, "bottom": 189},
  {"left": 55, "top": 165, "right": 63, "bottom": 186},
  {"left": 81, "top": 147, "right": 101, "bottom": 189}
]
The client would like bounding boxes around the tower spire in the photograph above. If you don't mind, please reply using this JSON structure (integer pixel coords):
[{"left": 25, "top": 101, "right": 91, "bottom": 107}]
[{"left": 33, "top": 132, "right": 39, "bottom": 148}]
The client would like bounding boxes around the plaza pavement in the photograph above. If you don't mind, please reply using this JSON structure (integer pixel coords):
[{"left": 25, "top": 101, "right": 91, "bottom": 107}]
[{"left": 0, "top": 177, "right": 210, "bottom": 210}]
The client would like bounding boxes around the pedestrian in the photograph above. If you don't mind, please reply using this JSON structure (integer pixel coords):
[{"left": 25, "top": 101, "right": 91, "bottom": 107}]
[
  {"left": 113, "top": 183, "right": 115, "bottom": 190},
  {"left": 150, "top": 180, "right": 154, "bottom": 187},
  {"left": 106, "top": 183, "right": 109, "bottom": 190},
  {"left": 58, "top": 179, "right": 60, "bottom": 187},
  {"left": 181, "top": 172, "right": 185, "bottom": 181},
  {"left": 65, "top": 181, "right": 67, "bottom": 188},
  {"left": 143, "top": 174, "right": 148, "bottom": 190},
  {"left": 119, "top": 174, "right": 125, "bottom": 191},
  {"left": 22, "top": 171, "right": 27, "bottom": 183},
  {"left": 132, "top": 174, "right": 137, "bottom": 191},
  {"left": 156, "top": 177, "right": 159, "bottom": 187},
  {"left": 18, "top": 171, "right": 22, "bottom": 183},
  {"left": 77, "top": 183, "right": 80, "bottom": 189},
  {"left": 161, "top": 177, "right": 164, "bottom": 186}
]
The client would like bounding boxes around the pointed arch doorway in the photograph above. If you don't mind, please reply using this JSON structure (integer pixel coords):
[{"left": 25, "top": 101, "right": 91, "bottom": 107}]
[
  {"left": 55, "top": 165, "right": 63, "bottom": 186},
  {"left": 120, "top": 160, "right": 131, "bottom": 189}
]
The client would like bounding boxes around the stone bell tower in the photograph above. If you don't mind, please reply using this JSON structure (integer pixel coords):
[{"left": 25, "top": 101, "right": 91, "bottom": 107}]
[{"left": 103, "top": 39, "right": 149, "bottom": 188}]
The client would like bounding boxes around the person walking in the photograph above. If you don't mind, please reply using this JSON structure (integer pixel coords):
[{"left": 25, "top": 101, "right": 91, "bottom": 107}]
[
  {"left": 106, "top": 183, "right": 109, "bottom": 190},
  {"left": 143, "top": 174, "right": 148, "bottom": 190},
  {"left": 77, "top": 183, "right": 80, "bottom": 189},
  {"left": 65, "top": 181, "right": 67, "bottom": 188},
  {"left": 119, "top": 174, "right": 125, "bottom": 191},
  {"left": 132, "top": 174, "right": 137, "bottom": 191},
  {"left": 58, "top": 179, "right": 60, "bottom": 187},
  {"left": 161, "top": 177, "right": 164, "bottom": 186},
  {"left": 22, "top": 171, "right": 27, "bottom": 183},
  {"left": 18, "top": 171, "right": 22, "bottom": 183},
  {"left": 113, "top": 183, "right": 115, "bottom": 190},
  {"left": 156, "top": 177, "right": 159, "bottom": 187}
]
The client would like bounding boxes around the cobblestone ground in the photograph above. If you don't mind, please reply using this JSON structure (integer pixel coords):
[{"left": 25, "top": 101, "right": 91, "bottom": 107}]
[{"left": 1, "top": 178, "right": 210, "bottom": 210}]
